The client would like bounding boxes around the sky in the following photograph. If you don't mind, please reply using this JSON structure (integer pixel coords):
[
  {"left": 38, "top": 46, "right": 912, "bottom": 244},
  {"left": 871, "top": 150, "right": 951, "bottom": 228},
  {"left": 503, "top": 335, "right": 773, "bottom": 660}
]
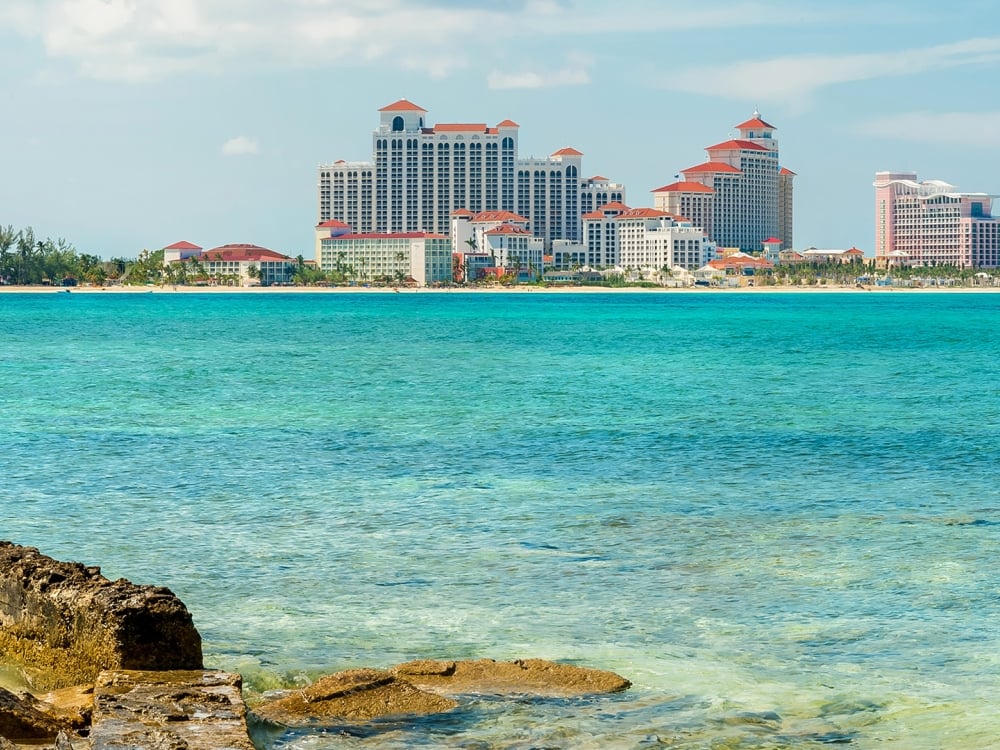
[{"left": 1, "top": 0, "right": 999, "bottom": 259}]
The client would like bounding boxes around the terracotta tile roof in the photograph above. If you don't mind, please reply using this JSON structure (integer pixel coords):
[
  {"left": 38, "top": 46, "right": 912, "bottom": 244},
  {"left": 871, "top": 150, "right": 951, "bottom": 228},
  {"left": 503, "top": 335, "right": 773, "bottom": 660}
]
[
  {"left": 735, "top": 116, "right": 777, "bottom": 130},
  {"left": 164, "top": 240, "right": 202, "bottom": 250},
  {"left": 451, "top": 208, "right": 475, "bottom": 217},
  {"left": 588, "top": 175, "right": 608, "bottom": 181},
  {"left": 471, "top": 210, "right": 529, "bottom": 223},
  {"left": 780, "top": 166, "right": 797, "bottom": 176},
  {"left": 433, "top": 123, "right": 488, "bottom": 132},
  {"left": 705, "top": 139, "right": 770, "bottom": 152},
  {"left": 681, "top": 162, "right": 743, "bottom": 174},
  {"left": 496, "top": 119, "right": 519, "bottom": 128},
  {"left": 485, "top": 224, "right": 533, "bottom": 235},
  {"left": 616, "top": 208, "right": 670, "bottom": 219},
  {"left": 379, "top": 99, "right": 427, "bottom": 112},
  {"left": 316, "top": 220, "right": 352, "bottom": 228},
  {"left": 582, "top": 211, "right": 607, "bottom": 220},
  {"left": 552, "top": 147, "right": 584, "bottom": 157},
  {"left": 596, "top": 201, "right": 631, "bottom": 212},
  {"left": 202, "top": 244, "right": 291, "bottom": 262},
  {"left": 762, "top": 237, "right": 782, "bottom": 244},
  {"left": 651, "top": 181, "right": 715, "bottom": 194}
]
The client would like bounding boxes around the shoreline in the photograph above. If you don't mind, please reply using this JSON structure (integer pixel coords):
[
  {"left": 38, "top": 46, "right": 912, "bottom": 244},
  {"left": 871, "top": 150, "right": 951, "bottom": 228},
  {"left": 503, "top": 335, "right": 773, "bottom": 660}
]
[{"left": 1, "top": 284, "right": 998, "bottom": 295}]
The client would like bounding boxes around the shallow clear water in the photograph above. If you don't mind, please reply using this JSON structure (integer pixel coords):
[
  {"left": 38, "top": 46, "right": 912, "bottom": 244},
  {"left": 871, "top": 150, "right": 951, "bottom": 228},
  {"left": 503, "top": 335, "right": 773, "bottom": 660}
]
[{"left": 1, "top": 291, "right": 999, "bottom": 748}]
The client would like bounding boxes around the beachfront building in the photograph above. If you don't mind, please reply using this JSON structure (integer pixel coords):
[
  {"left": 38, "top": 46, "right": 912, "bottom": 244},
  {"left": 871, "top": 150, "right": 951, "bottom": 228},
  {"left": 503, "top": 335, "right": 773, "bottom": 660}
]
[
  {"left": 799, "top": 247, "right": 866, "bottom": 264},
  {"left": 616, "top": 208, "right": 716, "bottom": 273},
  {"left": 579, "top": 201, "right": 630, "bottom": 268},
  {"left": 316, "top": 227, "right": 453, "bottom": 286},
  {"left": 317, "top": 100, "right": 625, "bottom": 247},
  {"left": 579, "top": 175, "right": 628, "bottom": 219},
  {"left": 163, "top": 243, "right": 295, "bottom": 286},
  {"left": 449, "top": 209, "right": 544, "bottom": 280},
  {"left": 873, "top": 171, "right": 1000, "bottom": 268},
  {"left": 162, "top": 240, "right": 203, "bottom": 264},
  {"left": 665, "top": 111, "right": 794, "bottom": 253}
]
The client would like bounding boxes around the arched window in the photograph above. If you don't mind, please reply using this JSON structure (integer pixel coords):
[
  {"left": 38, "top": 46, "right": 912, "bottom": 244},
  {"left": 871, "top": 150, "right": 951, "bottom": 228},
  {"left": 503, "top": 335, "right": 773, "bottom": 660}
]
[{"left": 392, "top": 116, "right": 404, "bottom": 132}]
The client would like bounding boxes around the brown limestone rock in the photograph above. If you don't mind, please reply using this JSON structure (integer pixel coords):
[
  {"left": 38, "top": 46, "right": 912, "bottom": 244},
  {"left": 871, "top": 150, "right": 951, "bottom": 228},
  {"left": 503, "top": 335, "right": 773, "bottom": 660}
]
[
  {"left": 392, "top": 658, "right": 631, "bottom": 697},
  {"left": 0, "top": 686, "right": 70, "bottom": 739},
  {"left": 251, "top": 668, "right": 458, "bottom": 726},
  {"left": 0, "top": 542, "right": 202, "bottom": 690},
  {"left": 90, "top": 669, "right": 255, "bottom": 750},
  {"left": 34, "top": 684, "right": 95, "bottom": 730}
]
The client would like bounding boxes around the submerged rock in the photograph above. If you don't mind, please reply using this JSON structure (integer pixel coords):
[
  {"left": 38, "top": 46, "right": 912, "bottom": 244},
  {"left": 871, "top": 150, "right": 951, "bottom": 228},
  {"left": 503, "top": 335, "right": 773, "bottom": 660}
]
[
  {"left": 251, "top": 668, "right": 459, "bottom": 726},
  {"left": 0, "top": 542, "right": 203, "bottom": 689},
  {"left": 392, "top": 658, "right": 632, "bottom": 697},
  {"left": 90, "top": 669, "right": 255, "bottom": 750}
]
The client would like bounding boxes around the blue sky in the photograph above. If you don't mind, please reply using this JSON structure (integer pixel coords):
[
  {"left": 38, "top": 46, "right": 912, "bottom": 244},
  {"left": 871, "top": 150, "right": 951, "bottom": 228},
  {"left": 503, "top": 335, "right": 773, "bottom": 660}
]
[{"left": 1, "top": 0, "right": 998, "bottom": 259}]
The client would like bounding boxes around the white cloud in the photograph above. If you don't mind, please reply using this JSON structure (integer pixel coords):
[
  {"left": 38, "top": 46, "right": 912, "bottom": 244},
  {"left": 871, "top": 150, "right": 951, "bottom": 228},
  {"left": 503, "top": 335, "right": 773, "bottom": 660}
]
[
  {"left": 860, "top": 111, "right": 1000, "bottom": 146},
  {"left": 664, "top": 36, "right": 1000, "bottom": 105},
  {"left": 222, "top": 136, "right": 260, "bottom": 156},
  {"left": 488, "top": 60, "right": 590, "bottom": 90},
  {"left": 0, "top": 0, "right": 862, "bottom": 83}
]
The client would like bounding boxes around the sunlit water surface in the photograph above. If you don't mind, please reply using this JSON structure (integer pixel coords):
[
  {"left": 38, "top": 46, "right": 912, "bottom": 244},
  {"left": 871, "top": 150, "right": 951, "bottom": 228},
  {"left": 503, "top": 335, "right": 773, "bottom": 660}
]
[{"left": 1, "top": 291, "right": 998, "bottom": 749}]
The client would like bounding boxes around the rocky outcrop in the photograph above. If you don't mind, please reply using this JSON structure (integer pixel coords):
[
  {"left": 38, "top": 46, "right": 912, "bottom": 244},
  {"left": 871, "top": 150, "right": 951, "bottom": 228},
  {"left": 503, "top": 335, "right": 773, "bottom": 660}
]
[
  {"left": 251, "top": 668, "right": 458, "bottom": 727},
  {"left": 89, "top": 670, "right": 255, "bottom": 750},
  {"left": 0, "top": 686, "right": 70, "bottom": 739},
  {"left": 393, "top": 658, "right": 631, "bottom": 697},
  {"left": 0, "top": 542, "right": 203, "bottom": 689},
  {"left": 252, "top": 659, "right": 631, "bottom": 727}
]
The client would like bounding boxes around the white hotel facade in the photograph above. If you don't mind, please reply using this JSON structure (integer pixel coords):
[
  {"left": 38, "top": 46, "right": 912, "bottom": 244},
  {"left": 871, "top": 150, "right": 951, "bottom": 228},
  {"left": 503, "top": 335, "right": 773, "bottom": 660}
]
[{"left": 317, "top": 100, "right": 626, "bottom": 247}]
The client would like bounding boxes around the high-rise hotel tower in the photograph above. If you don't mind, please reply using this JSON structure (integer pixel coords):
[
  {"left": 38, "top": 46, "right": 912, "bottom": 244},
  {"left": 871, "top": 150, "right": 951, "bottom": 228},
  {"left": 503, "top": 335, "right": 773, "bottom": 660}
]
[
  {"left": 317, "top": 100, "right": 625, "bottom": 246},
  {"left": 654, "top": 111, "right": 794, "bottom": 253}
]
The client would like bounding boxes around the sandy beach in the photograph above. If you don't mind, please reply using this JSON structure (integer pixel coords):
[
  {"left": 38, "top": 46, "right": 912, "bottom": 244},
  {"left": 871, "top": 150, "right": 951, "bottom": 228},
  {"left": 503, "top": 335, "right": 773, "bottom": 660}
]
[{"left": 1, "top": 283, "right": 997, "bottom": 294}]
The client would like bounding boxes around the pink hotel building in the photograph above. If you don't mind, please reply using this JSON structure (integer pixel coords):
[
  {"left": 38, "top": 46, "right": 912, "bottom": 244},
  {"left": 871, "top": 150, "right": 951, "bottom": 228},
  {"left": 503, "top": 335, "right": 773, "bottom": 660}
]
[{"left": 874, "top": 171, "right": 1000, "bottom": 268}]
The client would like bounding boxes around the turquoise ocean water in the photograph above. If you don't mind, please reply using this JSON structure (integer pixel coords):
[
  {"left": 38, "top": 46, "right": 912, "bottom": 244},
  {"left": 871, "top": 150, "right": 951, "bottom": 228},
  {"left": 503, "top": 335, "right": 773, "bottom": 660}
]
[{"left": 1, "top": 291, "right": 999, "bottom": 749}]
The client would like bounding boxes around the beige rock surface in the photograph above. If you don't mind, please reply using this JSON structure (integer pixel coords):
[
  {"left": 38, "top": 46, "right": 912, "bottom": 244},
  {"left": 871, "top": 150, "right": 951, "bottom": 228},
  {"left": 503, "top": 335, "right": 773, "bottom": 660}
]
[
  {"left": 393, "top": 658, "right": 631, "bottom": 697},
  {"left": 251, "top": 668, "right": 458, "bottom": 726}
]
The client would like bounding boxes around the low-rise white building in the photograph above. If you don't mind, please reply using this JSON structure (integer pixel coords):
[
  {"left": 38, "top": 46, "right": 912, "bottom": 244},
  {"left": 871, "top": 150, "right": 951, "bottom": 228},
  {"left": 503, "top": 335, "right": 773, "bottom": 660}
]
[
  {"left": 616, "top": 208, "right": 716, "bottom": 272},
  {"left": 317, "top": 231, "right": 453, "bottom": 286}
]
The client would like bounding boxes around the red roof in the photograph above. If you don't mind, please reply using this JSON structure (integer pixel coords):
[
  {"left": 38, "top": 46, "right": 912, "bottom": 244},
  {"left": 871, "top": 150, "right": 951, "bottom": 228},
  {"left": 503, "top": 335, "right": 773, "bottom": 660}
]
[
  {"left": 552, "top": 147, "right": 584, "bottom": 157},
  {"left": 651, "top": 181, "right": 715, "bottom": 194},
  {"left": 471, "top": 210, "right": 529, "bottom": 223},
  {"left": 316, "top": 220, "right": 351, "bottom": 228},
  {"left": 451, "top": 208, "right": 475, "bottom": 217},
  {"left": 616, "top": 208, "right": 670, "bottom": 219},
  {"left": 705, "top": 139, "right": 770, "bottom": 152},
  {"left": 379, "top": 99, "right": 427, "bottom": 112},
  {"left": 164, "top": 240, "right": 201, "bottom": 250},
  {"left": 844, "top": 247, "right": 864, "bottom": 255},
  {"left": 681, "top": 162, "right": 742, "bottom": 175},
  {"left": 762, "top": 237, "right": 782, "bottom": 244},
  {"left": 735, "top": 116, "right": 777, "bottom": 130},
  {"left": 201, "top": 244, "right": 290, "bottom": 262},
  {"left": 485, "top": 224, "right": 533, "bottom": 235},
  {"left": 496, "top": 119, "right": 519, "bottom": 128},
  {"left": 582, "top": 211, "right": 607, "bottom": 220},
  {"left": 780, "top": 167, "right": 797, "bottom": 176},
  {"left": 433, "top": 123, "right": 488, "bottom": 132},
  {"left": 596, "top": 201, "right": 631, "bottom": 212},
  {"left": 588, "top": 175, "right": 608, "bottom": 181}
]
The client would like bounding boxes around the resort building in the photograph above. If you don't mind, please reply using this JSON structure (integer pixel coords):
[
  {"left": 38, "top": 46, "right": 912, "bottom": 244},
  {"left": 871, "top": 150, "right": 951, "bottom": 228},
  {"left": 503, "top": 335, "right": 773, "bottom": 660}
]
[
  {"left": 615, "top": 208, "right": 716, "bottom": 273},
  {"left": 663, "top": 111, "right": 794, "bottom": 253},
  {"left": 449, "top": 209, "right": 544, "bottom": 277},
  {"left": 315, "top": 224, "right": 453, "bottom": 286},
  {"left": 317, "top": 100, "right": 625, "bottom": 247},
  {"left": 576, "top": 201, "right": 630, "bottom": 268},
  {"left": 164, "top": 243, "right": 295, "bottom": 286},
  {"left": 873, "top": 171, "right": 1000, "bottom": 268}
]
